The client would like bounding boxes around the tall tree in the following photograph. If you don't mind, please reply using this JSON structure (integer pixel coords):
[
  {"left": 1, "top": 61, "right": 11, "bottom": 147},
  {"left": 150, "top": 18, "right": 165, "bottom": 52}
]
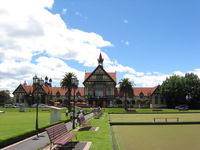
[
  {"left": 0, "top": 90, "right": 11, "bottom": 105},
  {"left": 118, "top": 78, "right": 134, "bottom": 110},
  {"left": 184, "top": 73, "right": 200, "bottom": 109},
  {"left": 160, "top": 75, "right": 186, "bottom": 108},
  {"left": 60, "top": 72, "right": 76, "bottom": 111}
]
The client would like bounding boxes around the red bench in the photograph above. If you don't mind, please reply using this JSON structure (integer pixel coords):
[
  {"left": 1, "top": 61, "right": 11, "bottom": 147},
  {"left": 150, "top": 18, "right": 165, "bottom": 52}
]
[{"left": 45, "top": 122, "right": 77, "bottom": 150}]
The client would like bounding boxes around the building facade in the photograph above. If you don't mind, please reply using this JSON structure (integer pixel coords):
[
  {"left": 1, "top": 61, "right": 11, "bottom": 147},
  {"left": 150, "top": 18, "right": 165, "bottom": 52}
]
[{"left": 13, "top": 53, "right": 166, "bottom": 108}]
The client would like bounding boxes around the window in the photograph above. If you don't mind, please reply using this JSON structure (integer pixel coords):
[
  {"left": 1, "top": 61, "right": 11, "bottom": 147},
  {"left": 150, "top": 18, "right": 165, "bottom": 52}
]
[
  {"left": 16, "top": 95, "right": 19, "bottom": 103},
  {"left": 95, "top": 87, "right": 104, "bottom": 96},
  {"left": 116, "top": 100, "right": 122, "bottom": 104},
  {"left": 56, "top": 92, "right": 60, "bottom": 98},
  {"left": 140, "top": 93, "right": 144, "bottom": 99},
  {"left": 155, "top": 96, "right": 158, "bottom": 104},
  {"left": 96, "top": 75, "right": 103, "bottom": 80},
  {"left": 107, "top": 87, "right": 111, "bottom": 95},
  {"left": 88, "top": 87, "right": 92, "bottom": 96}
]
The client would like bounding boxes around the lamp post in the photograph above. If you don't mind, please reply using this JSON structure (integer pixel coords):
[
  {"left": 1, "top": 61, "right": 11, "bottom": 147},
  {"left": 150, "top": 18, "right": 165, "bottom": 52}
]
[
  {"left": 32, "top": 85, "right": 40, "bottom": 140},
  {"left": 35, "top": 91, "right": 39, "bottom": 138},
  {"left": 72, "top": 77, "right": 79, "bottom": 129}
]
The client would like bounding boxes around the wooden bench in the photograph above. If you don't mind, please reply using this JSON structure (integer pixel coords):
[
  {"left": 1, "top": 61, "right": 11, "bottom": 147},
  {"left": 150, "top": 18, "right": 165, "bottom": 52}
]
[
  {"left": 41, "top": 109, "right": 50, "bottom": 112},
  {"left": 178, "top": 108, "right": 188, "bottom": 112},
  {"left": 153, "top": 117, "right": 179, "bottom": 122},
  {"left": 79, "top": 115, "right": 91, "bottom": 127},
  {"left": 152, "top": 109, "right": 162, "bottom": 113},
  {"left": 45, "top": 122, "right": 77, "bottom": 150},
  {"left": 126, "top": 109, "right": 136, "bottom": 113}
]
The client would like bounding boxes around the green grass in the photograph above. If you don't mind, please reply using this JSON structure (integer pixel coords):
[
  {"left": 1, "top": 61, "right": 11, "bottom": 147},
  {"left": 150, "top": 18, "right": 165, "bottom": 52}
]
[
  {"left": 112, "top": 125, "right": 200, "bottom": 150},
  {"left": 109, "top": 113, "right": 200, "bottom": 122},
  {"left": 74, "top": 113, "right": 111, "bottom": 150},
  {"left": 1, "top": 108, "right": 200, "bottom": 150},
  {"left": 0, "top": 108, "right": 111, "bottom": 150},
  {"left": 0, "top": 108, "right": 68, "bottom": 139},
  {"left": 104, "top": 108, "right": 200, "bottom": 113}
]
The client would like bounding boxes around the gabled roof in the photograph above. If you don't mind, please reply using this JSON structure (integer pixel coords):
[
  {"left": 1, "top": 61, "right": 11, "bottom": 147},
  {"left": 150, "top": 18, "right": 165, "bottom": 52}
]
[
  {"left": 83, "top": 65, "right": 117, "bottom": 84},
  {"left": 13, "top": 84, "right": 33, "bottom": 94},
  {"left": 13, "top": 83, "right": 85, "bottom": 97}
]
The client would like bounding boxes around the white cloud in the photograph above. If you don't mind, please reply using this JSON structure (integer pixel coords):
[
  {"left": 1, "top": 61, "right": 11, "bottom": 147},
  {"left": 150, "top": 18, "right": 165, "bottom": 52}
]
[
  {"left": 62, "top": 8, "right": 67, "bottom": 14},
  {"left": 124, "top": 73, "right": 171, "bottom": 87},
  {"left": 121, "top": 40, "right": 130, "bottom": 46},
  {"left": 125, "top": 41, "right": 129, "bottom": 45},
  {"left": 124, "top": 20, "right": 128, "bottom": 23},
  {"left": 105, "top": 63, "right": 144, "bottom": 76},
  {"left": 0, "top": 0, "right": 112, "bottom": 94},
  {"left": 173, "top": 71, "right": 185, "bottom": 76},
  {"left": 0, "top": 0, "right": 199, "bottom": 96}
]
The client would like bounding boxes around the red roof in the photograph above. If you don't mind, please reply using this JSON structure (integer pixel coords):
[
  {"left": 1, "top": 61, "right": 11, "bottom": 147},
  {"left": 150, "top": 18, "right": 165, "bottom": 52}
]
[
  {"left": 115, "top": 85, "right": 159, "bottom": 96},
  {"left": 16, "top": 83, "right": 159, "bottom": 97}
]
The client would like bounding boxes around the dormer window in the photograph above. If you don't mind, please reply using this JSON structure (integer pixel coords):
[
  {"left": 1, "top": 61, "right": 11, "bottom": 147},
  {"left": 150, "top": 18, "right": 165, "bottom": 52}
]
[
  {"left": 76, "top": 92, "right": 81, "bottom": 97},
  {"left": 139, "top": 92, "right": 144, "bottom": 99},
  {"left": 56, "top": 92, "right": 60, "bottom": 98},
  {"left": 65, "top": 91, "right": 69, "bottom": 97}
]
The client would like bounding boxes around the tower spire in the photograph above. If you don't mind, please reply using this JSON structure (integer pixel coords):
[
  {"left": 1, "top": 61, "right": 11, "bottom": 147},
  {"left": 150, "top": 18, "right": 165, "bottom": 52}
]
[{"left": 97, "top": 52, "right": 104, "bottom": 66}]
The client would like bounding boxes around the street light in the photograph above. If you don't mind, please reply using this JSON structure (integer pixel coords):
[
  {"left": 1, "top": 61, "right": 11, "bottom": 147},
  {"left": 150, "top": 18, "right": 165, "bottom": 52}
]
[
  {"left": 33, "top": 77, "right": 45, "bottom": 140},
  {"left": 72, "top": 77, "right": 79, "bottom": 129},
  {"left": 32, "top": 85, "right": 40, "bottom": 140},
  {"left": 35, "top": 90, "right": 39, "bottom": 138}
]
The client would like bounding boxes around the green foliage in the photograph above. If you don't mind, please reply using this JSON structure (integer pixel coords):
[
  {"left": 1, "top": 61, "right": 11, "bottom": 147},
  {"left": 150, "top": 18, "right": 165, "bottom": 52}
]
[
  {"left": 60, "top": 72, "right": 77, "bottom": 112},
  {"left": 118, "top": 78, "right": 134, "bottom": 109},
  {"left": 161, "top": 73, "right": 200, "bottom": 109},
  {"left": 184, "top": 73, "right": 200, "bottom": 108},
  {"left": 0, "top": 90, "right": 11, "bottom": 105}
]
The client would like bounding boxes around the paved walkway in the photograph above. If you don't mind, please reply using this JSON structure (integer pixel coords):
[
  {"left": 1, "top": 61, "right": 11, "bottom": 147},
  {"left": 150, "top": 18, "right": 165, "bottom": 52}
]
[{"left": 2, "top": 113, "right": 94, "bottom": 150}]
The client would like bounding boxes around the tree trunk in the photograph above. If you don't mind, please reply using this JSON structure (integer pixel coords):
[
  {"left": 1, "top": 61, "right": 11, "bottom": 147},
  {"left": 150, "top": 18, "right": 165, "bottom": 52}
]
[{"left": 124, "top": 93, "right": 127, "bottom": 110}]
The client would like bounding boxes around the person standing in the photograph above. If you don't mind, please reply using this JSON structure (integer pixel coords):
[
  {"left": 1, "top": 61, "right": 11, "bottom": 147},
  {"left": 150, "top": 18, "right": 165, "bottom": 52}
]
[
  {"left": 65, "top": 110, "right": 68, "bottom": 118},
  {"left": 70, "top": 111, "right": 73, "bottom": 122}
]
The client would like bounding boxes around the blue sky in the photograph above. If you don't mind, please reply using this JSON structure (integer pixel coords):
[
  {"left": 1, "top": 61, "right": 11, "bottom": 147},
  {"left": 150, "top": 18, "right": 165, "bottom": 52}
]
[{"left": 0, "top": 0, "right": 200, "bottom": 95}]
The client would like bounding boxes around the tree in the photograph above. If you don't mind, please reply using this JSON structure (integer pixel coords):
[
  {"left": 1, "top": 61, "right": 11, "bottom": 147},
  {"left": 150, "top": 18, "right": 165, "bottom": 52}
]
[
  {"left": 60, "top": 72, "right": 76, "bottom": 112},
  {"left": 161, "top": 73, "right": 200, "bottom": 109},
  {"left": 0, "top": 90, "right": 11, "bottom": 105},
  {"left": 160, "top": 75, "right": 186, "bottom": 108},
  {"left": 184, "top": 73, "right": 200, "bottom": 109},
  {"left": 118, "top": 78, "right": 134, "bottom": 110}
]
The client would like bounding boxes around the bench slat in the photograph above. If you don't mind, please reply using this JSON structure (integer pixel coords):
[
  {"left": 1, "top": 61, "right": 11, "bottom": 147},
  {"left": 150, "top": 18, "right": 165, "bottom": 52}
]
[{"left": 45, "top": 122, "right": 77, "bottom": 149}]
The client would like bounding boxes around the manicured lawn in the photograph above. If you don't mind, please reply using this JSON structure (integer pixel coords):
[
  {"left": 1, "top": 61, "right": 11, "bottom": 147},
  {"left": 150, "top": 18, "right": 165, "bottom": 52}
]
[
  {"left": 104, "top": 108, "right": 200, "bottom": 113},
  {"left": 75, "top": 113, "right": 111, "bottom": 150},
  {"left": 0, "top": 108, "right": 68, "bottom": 139},
  {"left": 0, "top": 108, "right": 112, "bottom": 150},
  {"left": 1, "top": 108, "right": 200, "bottom": 150},
  {"left": 109, "top": 113, "right": 200, "bottom": 122},
  {"left": 112, "top": 125, "right": 200, "bottom": 150}
]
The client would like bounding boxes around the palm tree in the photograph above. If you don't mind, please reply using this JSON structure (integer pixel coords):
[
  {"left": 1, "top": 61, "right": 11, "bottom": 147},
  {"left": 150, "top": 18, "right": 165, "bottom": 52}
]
[
  {"left": 118, "top": 78, "right": 134, "bottom": 110},
  {"left": 60, "top": 72, "right": 76, "bottom": 112}
]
